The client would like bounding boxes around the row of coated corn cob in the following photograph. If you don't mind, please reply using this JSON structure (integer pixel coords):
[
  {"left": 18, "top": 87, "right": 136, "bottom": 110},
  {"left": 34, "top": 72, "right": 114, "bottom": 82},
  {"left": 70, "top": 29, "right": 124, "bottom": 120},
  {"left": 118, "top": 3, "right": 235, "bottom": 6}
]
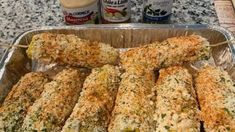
[
  {"left": 0, "top": 66, "right": 234, "bottom": 132},
  {"left": 0, "top": 33, "right": 234, "bottom": 132},
  {"left": 0, "top": 65, "right": 235, "bottom": 132},
  {"left": 0, "top": 65, "right": 120, "bottom": 132},
  {"left": 27, "top": 33, "right": 210, "bottom": 70},
  {"left": 111, "top": 65, "right": 235, "bottom": 132}
]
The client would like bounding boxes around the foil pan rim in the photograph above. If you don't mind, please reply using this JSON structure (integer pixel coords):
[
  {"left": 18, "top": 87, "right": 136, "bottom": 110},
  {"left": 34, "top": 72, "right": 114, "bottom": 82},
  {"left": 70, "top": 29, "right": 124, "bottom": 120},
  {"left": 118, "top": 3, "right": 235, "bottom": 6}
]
[
  {"left": 0, "top": 24, "right": 235, "bottom": 103},
  {"left": 0, "top": 24, "right": 235, "bottom": 78}
]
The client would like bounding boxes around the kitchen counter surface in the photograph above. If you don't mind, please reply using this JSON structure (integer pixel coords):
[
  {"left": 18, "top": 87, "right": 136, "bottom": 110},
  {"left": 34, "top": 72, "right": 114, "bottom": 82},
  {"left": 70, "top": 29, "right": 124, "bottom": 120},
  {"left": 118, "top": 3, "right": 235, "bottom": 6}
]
[{"left": 0, "top": 0, "right": 219, "bottom": 57}]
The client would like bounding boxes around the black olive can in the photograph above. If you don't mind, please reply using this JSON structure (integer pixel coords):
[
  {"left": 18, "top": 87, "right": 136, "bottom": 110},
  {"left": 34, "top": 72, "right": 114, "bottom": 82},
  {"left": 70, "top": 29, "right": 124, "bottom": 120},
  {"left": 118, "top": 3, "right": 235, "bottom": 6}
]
[{"left": 143, "top": 0, "right": 173, "bottom": 23}]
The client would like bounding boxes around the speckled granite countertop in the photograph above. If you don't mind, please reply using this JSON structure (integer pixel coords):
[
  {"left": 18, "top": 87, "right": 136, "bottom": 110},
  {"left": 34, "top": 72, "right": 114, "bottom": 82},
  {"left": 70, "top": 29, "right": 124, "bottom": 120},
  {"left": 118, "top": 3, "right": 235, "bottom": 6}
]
[{"left": 0, "top": 0, "right": 218, "bottom": 57}]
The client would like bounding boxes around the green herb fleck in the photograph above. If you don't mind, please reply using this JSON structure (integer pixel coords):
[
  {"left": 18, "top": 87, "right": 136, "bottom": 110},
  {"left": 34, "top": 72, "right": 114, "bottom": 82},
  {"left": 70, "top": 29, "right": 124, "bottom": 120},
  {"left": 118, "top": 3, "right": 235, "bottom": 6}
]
[
  {"left": 174, "top": 78, "right": 179, "bottom": 83},
  {"left": 164, "top": 126, "right": 170, "bottom": 130},
  {"left": 161, "top": 114, "right": 166, "bottom": 119},
  {"left": 224, "top": 108, "right": 230, "bottom": 113},
  {"left": 220, "top": 77, "right": 225, "bottom": 82},
  {"left": 123, "top": 128, "right": 140, "bottom": 132},
  {"left": 224, "top": 108, "right": 233, "bottom": 117}
]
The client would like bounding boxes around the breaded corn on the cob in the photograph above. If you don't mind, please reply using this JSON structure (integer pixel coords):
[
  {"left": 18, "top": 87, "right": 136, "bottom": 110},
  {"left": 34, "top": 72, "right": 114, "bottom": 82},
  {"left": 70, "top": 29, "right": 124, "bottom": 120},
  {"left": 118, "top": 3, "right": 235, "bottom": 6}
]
[
  {"left": 108, "top": 70, "right": 156, "bottom": 132},
  {"left": 27, "top": 33, "right": 119, "bottom": 68},
  {"left": 154, "top": 66, "right": 200, "bottom": 132},
  {"left": 62, "top": 65, "right": 120, "bottom": 132},
  {"left": 121, "top": 35, "right": 210, "bottom": 71},
  {"left": 0, "top": 72, "right": 49, "bottom": 131},
  {"left": 21, "top": 68, "right": 84, "bottom": 132},
  {"left": 195, "top": 66, "right": 235, "bottom": 131}
]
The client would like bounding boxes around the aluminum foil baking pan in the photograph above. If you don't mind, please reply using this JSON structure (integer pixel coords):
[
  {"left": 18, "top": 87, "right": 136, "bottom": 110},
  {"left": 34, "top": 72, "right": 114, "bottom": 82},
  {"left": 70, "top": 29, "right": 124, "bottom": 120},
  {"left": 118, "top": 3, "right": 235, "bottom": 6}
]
[{"left": 0, "top": 24, "right": 234, "bottom": 104}]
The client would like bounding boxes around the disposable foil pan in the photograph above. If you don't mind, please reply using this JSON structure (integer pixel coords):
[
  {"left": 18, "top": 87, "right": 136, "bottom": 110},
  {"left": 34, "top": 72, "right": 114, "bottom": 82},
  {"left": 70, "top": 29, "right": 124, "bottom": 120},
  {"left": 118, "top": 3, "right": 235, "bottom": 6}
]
[{"left": 0, "top": 24, "right": 235, "bottom": 104}]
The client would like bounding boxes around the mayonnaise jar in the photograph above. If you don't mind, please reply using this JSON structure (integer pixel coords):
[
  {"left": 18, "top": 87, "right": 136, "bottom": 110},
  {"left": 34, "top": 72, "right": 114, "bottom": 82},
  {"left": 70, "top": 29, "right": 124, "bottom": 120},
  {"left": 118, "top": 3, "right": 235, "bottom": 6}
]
[{"left": 60, "top": 0, "right": 99, "bottom": 25}]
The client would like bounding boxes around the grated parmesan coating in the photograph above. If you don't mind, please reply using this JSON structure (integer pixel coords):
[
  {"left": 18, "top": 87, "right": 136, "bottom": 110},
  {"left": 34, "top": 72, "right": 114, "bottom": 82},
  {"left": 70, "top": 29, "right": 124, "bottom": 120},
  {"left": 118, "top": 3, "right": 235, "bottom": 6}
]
[
  {"left": 195, "top": 66, "right": 235, "bottom": 132},
  {"left": 21, "top": 68, "right": 84, "bottom": 132},
  {"left": 120, "top": 35, "right": 210, "bottom": 71},
  {"left": 27, "top": 33, "right": 119, "bottom": 68},
  {"left": 61, "top": 65, "right": 121, "bottom": 132},
  {"left": 154, "top": 66, "right": 200, "bottom": 132},
  {"left": 108, "top": 69, "right": 156, "bottom": 132},
  {"left": 0, "top": 72, "right": 49, "bottom": 132}
]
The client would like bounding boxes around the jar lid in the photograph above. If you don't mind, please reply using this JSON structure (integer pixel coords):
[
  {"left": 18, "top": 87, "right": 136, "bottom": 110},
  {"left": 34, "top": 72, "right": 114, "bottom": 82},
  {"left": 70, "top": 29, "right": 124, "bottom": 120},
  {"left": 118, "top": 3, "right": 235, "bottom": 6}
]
[{"left": 60, "top": 0, "right": 97, "bottom": 9}]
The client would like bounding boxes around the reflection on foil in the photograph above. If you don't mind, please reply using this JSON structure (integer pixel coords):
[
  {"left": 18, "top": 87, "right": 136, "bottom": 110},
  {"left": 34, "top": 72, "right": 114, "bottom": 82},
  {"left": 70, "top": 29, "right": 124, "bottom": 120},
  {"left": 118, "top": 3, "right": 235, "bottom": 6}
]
[{"left": 0, "top": 24, "right": 234, "bottom": 103}]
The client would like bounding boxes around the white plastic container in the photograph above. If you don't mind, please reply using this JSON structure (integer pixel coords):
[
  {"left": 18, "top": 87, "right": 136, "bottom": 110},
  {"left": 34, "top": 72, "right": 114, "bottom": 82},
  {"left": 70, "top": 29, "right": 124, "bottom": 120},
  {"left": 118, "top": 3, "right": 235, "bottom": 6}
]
[
  {"left": 100, "top": 0, "right": 131, "bottom": 23},
  {"left": 143, "top": 0, "right": 173, "bottom": 23},
  {"left": 60, "top": 0, "right": 99, "bottom": 25}
]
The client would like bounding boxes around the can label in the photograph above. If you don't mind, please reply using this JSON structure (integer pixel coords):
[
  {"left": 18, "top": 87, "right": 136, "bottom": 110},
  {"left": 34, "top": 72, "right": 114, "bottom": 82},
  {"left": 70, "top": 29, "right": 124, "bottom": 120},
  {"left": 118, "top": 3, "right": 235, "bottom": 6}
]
[
  {"left": 62, "top": 2, "right": 99, "bottom": 25},
  {"left": 101, "top": 0, "right": 130, "bottom": 22},
  {"left": 143, "top": 0, "right": 173, "bottom": 22}
]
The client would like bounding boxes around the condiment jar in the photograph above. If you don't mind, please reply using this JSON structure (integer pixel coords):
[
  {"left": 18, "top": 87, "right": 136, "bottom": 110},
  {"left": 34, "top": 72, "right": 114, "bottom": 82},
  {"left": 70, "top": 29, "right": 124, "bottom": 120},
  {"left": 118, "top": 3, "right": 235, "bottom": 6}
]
[
  {"left": 60, "top": 0, "right": 99, "bottom": 25},
  {"left": 101, "top": 0, "right": 131, "bottom": 23},
  {"left": 143, "top": 0, "right": 173, "bottom": 23}
]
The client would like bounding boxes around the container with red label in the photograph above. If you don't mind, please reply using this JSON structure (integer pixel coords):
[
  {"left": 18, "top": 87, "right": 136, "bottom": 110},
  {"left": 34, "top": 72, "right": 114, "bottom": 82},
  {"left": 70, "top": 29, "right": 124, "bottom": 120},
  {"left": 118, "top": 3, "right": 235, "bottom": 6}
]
[
  {"left": 60, "top": 0, "right": 99, "bottom": 25},
  {"left": 101, "top": 0, "right": 131, "bottom": 23}
]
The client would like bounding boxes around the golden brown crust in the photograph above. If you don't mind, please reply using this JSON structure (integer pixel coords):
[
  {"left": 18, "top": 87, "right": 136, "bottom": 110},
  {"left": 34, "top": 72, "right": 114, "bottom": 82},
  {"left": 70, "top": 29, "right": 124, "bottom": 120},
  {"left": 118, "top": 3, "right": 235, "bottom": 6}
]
[
  {"left": 27, "top": 33, "right": 119, "bottom": 68},
  {"left": 195, "top": 66, "right": 235, "bottom": 131},
  {"left": 121, "top": 35, "right": 210, "bottom": 71},
  {"left": 0, "top": 72, "right": 49, "bottom": 131},
  {"left": 3, "top": 72, "right": 48, "bottom": 104},
  {"left": 62, "top": 65, "right": 120, "bottom": 132},
  {"left": 21, "top": 68, "right": 84, "bottom": 132},
  {"left": 154, "top": 66, "right": 200, "bottom": 132},
  {"left": 108, "top": 70, "right": 155, "bottom": 132}
]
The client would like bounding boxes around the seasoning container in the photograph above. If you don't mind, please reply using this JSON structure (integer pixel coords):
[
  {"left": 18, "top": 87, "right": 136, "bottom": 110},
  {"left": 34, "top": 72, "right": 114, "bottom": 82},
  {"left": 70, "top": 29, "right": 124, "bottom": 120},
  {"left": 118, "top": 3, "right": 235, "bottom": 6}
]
[
  {"left": 60, "top": 0, "right": 99, "bottom": 25},
  {"left": 143, "top": 0, "right": 173, "bottom": 23},
  {"left": 101, "top": 0, "right": 131, "bottom": 23}
]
